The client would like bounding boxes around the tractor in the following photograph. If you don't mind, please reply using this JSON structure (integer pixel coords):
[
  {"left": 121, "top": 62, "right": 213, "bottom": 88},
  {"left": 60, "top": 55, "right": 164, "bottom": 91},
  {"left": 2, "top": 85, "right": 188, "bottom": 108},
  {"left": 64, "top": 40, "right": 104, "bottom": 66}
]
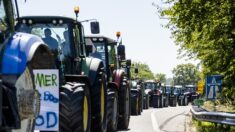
[
  {"left": 130, "top": 68, "right": 144, "bottom": 115},
  {"left": 0, "top": 0, "right": 54, "bottom": 131},
  {"left": 185, "top": 85, "right": 199, "bottom": 103},
  {"left": 15, "top": 7, "right": 107, "bottom": 132},
  {"left": 174, "top": 85, "right": 188, "bottom": 106},
  {"left": 143, "top": 80, "right": 161, "bottom": 108},
  {"left": 85, "top": 33, "right": 131, "bottom": 131}
]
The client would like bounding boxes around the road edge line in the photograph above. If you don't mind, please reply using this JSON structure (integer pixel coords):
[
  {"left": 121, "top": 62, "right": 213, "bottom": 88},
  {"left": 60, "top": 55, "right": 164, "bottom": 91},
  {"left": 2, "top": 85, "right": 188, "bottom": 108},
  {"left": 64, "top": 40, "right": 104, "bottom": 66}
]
[{"left": 151, "top": 111, "right": 161, "bottom": 132}]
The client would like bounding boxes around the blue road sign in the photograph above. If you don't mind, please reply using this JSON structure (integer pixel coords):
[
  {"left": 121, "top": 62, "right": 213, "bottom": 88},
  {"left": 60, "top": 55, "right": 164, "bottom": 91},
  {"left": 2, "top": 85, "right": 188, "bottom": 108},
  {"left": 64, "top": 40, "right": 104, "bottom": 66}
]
[{"left": 206, "top": 75, "right": 222, "bottom": 99}]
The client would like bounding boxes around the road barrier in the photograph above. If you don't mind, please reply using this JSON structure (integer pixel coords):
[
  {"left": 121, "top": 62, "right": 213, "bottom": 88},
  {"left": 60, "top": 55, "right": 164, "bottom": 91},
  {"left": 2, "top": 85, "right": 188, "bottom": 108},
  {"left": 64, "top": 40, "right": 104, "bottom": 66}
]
[{"left": 191, "top": 106, "right": 235, "bottom": 126}]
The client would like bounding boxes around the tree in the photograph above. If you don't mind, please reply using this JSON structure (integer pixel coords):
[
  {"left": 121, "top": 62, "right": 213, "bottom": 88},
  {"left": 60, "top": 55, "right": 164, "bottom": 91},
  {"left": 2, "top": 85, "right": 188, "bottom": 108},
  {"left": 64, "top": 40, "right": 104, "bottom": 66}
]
[
  {"left": 172, "top": 63, "right": 200, "bottom": 86},
  {"left": 155, "top": 73, "right": 166, "bottom": 83},
  {"left": 155, "top": 0, "right": 235, "bottom": 101},
  {"left": 131, "top": 62, "right": 154, "bottom": 80}
]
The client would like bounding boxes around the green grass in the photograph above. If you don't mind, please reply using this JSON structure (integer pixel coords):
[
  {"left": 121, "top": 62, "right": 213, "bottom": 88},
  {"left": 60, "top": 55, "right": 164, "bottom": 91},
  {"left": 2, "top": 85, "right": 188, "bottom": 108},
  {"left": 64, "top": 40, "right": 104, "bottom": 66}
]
[{"left": 192, "top": 117, "right": 235, "bottom": 132}]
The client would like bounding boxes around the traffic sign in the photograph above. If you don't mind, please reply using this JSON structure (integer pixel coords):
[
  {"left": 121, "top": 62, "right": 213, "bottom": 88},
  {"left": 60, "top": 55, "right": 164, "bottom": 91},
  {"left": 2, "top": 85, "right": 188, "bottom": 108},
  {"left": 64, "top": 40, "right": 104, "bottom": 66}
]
[
  {"left": 206, "top": 75, "right": 222, "bottom": 99},
  {"left": 197, "top": 80, "right": 204, "bottom": 94}
]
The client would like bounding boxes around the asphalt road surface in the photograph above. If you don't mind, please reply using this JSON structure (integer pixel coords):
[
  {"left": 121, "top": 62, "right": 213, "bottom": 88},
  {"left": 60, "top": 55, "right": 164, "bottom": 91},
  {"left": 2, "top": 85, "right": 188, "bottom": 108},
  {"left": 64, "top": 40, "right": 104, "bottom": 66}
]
[{"left": 119, "top": 105, "right": 191, "bottom": 132}]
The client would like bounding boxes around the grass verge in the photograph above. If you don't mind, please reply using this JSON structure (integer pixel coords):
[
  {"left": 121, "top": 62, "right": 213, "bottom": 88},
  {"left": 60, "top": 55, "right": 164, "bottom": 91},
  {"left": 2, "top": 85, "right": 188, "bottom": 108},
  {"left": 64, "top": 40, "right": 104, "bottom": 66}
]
[{"left": 192, "top": 117, "right": 235, "bottom": 132}]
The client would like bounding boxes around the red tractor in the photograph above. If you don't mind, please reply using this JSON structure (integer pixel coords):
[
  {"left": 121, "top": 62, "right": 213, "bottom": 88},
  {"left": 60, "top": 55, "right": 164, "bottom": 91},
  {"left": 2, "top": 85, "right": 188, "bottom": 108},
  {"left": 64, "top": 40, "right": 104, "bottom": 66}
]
[{"left": 85, "top": 32, "right": 131, "bottom": 131}]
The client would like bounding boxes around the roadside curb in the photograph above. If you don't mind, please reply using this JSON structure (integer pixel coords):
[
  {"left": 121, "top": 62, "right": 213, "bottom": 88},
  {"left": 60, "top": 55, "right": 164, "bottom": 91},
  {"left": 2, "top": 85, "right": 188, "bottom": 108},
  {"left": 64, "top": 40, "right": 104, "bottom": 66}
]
[{"left": 185, "top": 110, "right": 197, "bottom": 132}]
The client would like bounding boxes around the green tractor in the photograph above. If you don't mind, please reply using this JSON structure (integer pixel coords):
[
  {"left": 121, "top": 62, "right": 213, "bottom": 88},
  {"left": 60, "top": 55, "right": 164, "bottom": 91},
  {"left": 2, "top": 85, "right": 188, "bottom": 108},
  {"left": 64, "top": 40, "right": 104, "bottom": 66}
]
[
  {"left": 15, "top": 7, "right": 107, "bottom": 132},
  {"left": 85, "top": 33, "right": 131, "bottom": 131},
  {"left": 0, "top": 0, "right": 54, "bottom": 131}
]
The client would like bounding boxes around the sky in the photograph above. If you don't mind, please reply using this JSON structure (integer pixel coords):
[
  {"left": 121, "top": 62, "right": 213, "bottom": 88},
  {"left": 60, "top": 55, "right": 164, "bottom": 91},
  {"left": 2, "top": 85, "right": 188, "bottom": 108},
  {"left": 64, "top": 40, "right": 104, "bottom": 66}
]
[{"left": 18, "top": 0, "right": 198, "bottom": 78}]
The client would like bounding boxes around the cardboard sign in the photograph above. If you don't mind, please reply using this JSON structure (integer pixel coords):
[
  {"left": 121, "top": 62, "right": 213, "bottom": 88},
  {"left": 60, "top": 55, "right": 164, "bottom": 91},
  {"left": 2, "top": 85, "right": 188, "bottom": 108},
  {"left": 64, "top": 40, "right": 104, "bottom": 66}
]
[{"left": 33, "top": 70, "right": 59, "bottom": 131}]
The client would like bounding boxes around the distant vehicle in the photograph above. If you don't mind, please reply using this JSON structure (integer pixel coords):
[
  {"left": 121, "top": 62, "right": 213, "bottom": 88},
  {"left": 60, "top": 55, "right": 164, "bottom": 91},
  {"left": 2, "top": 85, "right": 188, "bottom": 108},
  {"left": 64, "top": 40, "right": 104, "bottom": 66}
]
[
  {"left": 130, "top": 80, "right": 143, "bottom": 115},
  {"left": 174, "top": 85, "right": 188, "bottom": 106},
  {"left": 161, "top": 85, "right": 171, "bottom": 107},
  {"left": 144, "top": 80, "right": 162, "bottom": 108},
  {"left": 185, "top": 85, "right": 199, "bottom": 103}
]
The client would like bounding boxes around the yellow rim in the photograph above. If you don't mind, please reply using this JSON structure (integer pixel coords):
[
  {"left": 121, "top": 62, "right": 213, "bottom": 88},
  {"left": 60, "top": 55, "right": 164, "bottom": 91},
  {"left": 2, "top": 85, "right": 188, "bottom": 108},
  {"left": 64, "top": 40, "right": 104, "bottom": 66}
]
[
  {"left": 101, "top": 83, "right": 105, "bottom": 122},
  {"left": 83, "top": 96, "right": 88, "bottom": 131}
]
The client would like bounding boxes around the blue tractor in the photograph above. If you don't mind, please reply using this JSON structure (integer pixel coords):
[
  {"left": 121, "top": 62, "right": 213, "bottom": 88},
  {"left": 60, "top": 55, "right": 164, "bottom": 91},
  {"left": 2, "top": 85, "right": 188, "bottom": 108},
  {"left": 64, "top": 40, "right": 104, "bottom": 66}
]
[{"left": 0, "top": 0, "right": 54, "bottom": 131}]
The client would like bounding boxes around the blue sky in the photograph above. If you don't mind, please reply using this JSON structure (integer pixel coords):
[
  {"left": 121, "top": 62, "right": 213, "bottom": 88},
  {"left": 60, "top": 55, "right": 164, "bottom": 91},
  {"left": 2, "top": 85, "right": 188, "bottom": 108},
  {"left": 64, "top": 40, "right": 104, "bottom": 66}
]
[{"left": 18, "top": 0, "right": 198, "bottom": 78}]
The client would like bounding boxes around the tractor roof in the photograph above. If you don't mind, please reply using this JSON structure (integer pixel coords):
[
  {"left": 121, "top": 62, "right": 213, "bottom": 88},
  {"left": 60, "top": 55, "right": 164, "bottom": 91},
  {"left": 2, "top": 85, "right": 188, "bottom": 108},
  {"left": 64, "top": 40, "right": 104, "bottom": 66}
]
[
  {"left": 17, "top": 16, "right": 81, "bottom": 25},
  {"left": 85, "top": 35, "right": 116, "bottom": 45}
]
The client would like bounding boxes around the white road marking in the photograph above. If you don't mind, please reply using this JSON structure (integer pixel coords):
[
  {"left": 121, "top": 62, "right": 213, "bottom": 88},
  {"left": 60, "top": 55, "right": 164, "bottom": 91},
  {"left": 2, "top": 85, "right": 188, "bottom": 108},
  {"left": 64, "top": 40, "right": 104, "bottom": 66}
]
[{"left": 151, "top": 111, "right": 162, "bottom": 132}]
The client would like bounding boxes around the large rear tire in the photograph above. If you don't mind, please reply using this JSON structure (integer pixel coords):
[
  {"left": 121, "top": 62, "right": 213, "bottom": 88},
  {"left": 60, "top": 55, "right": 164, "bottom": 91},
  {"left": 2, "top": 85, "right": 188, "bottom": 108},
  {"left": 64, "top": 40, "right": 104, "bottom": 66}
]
[
  {"left": 107, "top": 88, "right": 119, "bottom": 132},
  {"left": 59, "top": 82, "right": 91, "bottom": 132},
  {"left": 90, "top": 70, "right": 107, "bottom": 132},
  {"left": 118, "top": 77, "right": 130, "bottom": 130}
]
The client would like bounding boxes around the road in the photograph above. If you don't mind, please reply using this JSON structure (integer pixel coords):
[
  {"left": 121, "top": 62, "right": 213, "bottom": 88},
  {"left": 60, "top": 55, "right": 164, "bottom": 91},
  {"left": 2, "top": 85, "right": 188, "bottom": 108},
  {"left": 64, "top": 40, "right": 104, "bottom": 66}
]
[{"left": 119, "top": 105, "right": 191, "bottom": 132}]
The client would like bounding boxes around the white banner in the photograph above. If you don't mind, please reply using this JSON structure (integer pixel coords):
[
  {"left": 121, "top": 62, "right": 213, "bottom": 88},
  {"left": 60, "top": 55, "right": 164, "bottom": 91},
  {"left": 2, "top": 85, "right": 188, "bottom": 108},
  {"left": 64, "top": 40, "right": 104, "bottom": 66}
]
[{"left": 33, "top": 70, "right": 59, "bottom": 131}]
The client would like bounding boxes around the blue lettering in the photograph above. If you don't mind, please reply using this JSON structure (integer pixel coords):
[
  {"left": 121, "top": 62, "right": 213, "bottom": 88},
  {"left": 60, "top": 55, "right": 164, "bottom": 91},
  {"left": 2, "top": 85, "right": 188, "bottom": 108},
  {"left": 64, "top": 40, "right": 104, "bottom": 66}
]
[
  {"left": 35, "top": 115, "right": 44, "bottom": 126},
  {"left": 47, "top": 112, "right": 57, "bottom": 128},
  {"left": 44, "top": 91, "right": 59, "bottom": 103}
]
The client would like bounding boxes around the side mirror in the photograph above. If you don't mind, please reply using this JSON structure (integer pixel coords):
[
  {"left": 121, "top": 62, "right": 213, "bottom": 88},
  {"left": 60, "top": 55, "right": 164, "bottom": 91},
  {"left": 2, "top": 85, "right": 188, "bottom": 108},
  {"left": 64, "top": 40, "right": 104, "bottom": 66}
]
[
  {"left": 0, "top": 32, "right": 5, "bottom": 44},
  {"left": 90, "top": 22, "right": 100, "bottom": 34},
  {"left": 85, "top": 45, "right": 93, "bottom": 56},
  {"left": 134, "top": 68, "right": 139, "bottom": 74},
  {"left": 117, "top": 45, "right": 125, "bottom": 60}
]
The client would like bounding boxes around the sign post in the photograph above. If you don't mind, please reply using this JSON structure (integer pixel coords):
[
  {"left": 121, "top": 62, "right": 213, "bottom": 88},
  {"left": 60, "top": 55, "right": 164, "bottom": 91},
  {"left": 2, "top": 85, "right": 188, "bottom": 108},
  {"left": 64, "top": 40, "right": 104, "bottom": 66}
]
[
  {"left": 206, "top": 75, "right": 222, "bottom": 100},
  {"left": 33, "top": 70, "right": 59, "bottom": 131}
]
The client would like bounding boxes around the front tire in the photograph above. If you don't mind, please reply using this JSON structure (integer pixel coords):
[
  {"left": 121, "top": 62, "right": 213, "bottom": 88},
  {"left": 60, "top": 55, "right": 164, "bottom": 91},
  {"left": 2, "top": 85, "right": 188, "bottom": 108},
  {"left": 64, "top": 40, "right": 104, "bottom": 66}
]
[
  {"left": 118, "top": 77, "right": 130, "bottom": 130},
  {"left": 90, "top": 70, "right": 107, "bottom": 132},
  {"left": 107, "top": 89, "right": 119, "bottom": 132},
  {"left": 59, "top": 82, "right": 91, "bottom": 132}
]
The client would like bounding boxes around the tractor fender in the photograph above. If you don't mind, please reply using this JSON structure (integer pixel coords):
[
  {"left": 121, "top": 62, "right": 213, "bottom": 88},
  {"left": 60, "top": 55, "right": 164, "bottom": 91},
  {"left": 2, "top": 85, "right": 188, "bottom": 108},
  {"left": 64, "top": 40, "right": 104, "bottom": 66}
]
[
  {"left": 113, "top": 69, "right": 125, "bottom": 88},
  {"left": 107, "top": 82, "right": 118, "bottom": 91},
  {"left": 83, "top": 57, "right": 104, "bottom": 86},
  {"left": 64, "top": 75, "right": 91, "bottom": 88},
  {"left": 1, "top": 32, "right": 53, "bottom": 75}
]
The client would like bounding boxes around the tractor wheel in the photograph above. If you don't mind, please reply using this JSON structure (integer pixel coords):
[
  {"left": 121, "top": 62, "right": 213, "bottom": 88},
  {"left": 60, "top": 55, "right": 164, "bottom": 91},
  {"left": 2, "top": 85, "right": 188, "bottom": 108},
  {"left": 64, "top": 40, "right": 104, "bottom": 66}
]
[
  {"left": 59, "top": 82, "right": 91, "bottom": 132},
  {"left": 131, "top": 95, "right": 139, "bottom": 115},
  {"left": 90, "top": 69, "right": 107, "bottom": 132},
  {"left": 138, "top": 91, "right": 143, "bottom": 113},
  {"left": 107, "top": 89, "right": 119, "bottom": 132},
  {"left": 118, "top": 77, "right": 130, "bottom": 130},
  {"left": 138, "top": 96, "right": 141, "bottom": 114},
  {"left": 12, "top": 66, "right": 40, "bottom": 132},
  {"left": 184, "top": 96, "right": 188, "bottom": 106},
  {"left": 146, "top": 95, "right": 149, "bottom": 109}
]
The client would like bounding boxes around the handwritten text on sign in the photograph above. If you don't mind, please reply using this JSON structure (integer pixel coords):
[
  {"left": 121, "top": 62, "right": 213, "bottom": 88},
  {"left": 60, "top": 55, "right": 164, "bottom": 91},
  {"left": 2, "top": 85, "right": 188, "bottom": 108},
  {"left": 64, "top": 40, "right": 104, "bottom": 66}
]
[{"left": 33, "top": 70, "right": 59, "bottom": 131}]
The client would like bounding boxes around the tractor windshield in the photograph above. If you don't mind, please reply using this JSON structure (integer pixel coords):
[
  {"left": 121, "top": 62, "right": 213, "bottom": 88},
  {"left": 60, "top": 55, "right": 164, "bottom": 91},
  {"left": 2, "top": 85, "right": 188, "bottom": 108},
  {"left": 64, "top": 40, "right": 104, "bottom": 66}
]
[
  {"left": 17, "top": 23, "right": 71, "bottom": 57},
  {"left": 144, "top": 82, "right": 156, "bottom": 90},
  {"left": 0, "top": 0, "right": 7, "bottom": 33},
  {"left": 108, "top": 44, "right": 118, "bottom": 67},
  {"left": 91, "top": 42, "right": 106, "bottom": 66}
]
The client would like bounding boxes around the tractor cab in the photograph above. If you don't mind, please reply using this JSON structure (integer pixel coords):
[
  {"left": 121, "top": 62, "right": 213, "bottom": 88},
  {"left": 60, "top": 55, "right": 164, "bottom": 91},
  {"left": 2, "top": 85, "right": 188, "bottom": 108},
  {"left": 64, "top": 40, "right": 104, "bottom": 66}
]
[
  {"left": 85, "top": 36, "right": 119, "bottom": 81},
  {"left": 15, "top": 15, "right": 100, "bottom": 77}
]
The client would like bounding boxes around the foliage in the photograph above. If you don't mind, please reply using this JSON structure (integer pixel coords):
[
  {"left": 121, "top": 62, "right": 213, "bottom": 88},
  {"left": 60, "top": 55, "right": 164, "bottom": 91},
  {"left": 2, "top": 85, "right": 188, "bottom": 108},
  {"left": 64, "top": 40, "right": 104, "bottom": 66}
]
[
  {"left": 155, "top": 73, "right": 166, "bottom": 83},
  {"left": 155, "top": 0, "right": 235, "bottom": 101},
  {"left": 131, "top": 61, "right": 154, "bottom": 80},
  {"left": 165, "top": 78, "right": 174, "bottom": 85},
  {"left": 193, "top": 118, "right": 235, "bottom": 132},
  {"left": 172, "top": 63, "right": 200, "bottom": 86}
]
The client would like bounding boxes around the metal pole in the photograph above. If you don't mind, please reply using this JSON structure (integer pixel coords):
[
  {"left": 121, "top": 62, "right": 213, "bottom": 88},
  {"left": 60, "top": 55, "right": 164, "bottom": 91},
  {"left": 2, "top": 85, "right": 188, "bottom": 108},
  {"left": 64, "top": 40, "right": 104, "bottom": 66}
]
[{"left": 14, "top": 0, "right": 20, "bottom": 18}]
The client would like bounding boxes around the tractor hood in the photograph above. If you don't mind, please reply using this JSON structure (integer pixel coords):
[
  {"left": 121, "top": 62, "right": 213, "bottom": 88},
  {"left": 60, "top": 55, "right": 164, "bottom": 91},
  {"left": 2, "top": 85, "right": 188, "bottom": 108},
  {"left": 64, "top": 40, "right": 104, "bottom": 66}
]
[{"left": 1, "top": 32, "right": 49, "bottom": 75}]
